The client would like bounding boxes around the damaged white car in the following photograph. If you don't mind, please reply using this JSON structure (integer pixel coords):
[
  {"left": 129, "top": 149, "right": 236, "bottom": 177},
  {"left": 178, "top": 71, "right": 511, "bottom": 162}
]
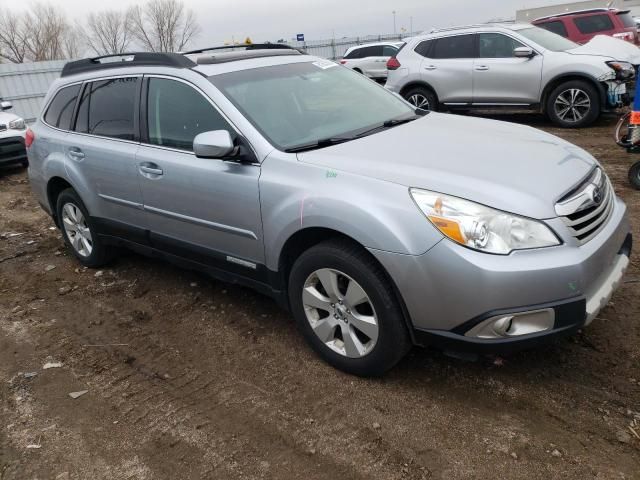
[{"left": 385, "top": 25, "right": 640, "bottom": 127}]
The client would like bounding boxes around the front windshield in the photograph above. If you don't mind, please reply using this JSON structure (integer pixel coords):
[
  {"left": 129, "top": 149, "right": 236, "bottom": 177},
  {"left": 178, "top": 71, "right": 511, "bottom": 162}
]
[
  {"left": 210, "top": 60, "right": 415, "bottom": 150},
  {"left": 518, "top": 26, "right": 579, "bottom": 51}
]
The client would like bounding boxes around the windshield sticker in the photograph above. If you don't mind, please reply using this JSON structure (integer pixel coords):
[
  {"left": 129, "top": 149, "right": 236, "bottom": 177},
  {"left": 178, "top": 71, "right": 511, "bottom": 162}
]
[
  {"left": 326, "top": 170, "right": 338, "bottom": 178},
  {"left": 312, "top": 60, "right": 338, "bottom": 70}
]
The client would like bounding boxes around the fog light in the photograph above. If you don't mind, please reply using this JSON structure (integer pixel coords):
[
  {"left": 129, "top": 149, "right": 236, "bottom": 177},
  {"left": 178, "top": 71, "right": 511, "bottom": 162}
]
[{"left": 465, "top": 308, "right": 555, "bottom": 339}]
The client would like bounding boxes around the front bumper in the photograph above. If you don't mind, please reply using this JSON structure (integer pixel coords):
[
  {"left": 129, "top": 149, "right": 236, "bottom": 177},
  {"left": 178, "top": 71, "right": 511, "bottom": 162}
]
[
  {"left": 0, "top": 135, "right": 27, "bottom": 165},
  {"left": 370, "top": 197, "right": 631, "bottom": 353}
]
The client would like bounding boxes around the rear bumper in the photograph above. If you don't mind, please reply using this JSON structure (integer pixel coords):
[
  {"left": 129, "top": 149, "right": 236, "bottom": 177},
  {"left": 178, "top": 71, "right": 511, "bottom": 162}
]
[{"left": 0, "top": 136, "right": 27, "bottom": 165}]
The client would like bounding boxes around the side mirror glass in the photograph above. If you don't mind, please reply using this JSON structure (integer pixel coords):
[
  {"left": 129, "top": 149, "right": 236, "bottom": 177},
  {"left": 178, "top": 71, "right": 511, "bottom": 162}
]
[
  {"left": 1, "top": 100, "right": 13, "bottom": 111},
  {"left": 193, "top": 130, "right": 235, "bottom": 159},
  {"left": 514, "top": 47, "right": 535, "bottom": 58}
]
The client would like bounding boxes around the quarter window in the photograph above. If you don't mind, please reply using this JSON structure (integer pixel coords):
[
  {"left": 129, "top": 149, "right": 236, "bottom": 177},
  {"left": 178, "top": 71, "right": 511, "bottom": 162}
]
[
  {"left": 431, "top": 35, "right": 476, "bottom": 59},
  {"left": 44, "top": 84, "right": 81, "bottom": 130},
  {"left": 414, "top": 40, "right": 434, "bottom": 57},
  {"left": 75, "top": 77, "right": 139, "bottom": 140},
  {"left": 478, "top": 33, "right": 526, "bottom": 58},
  {"left": 382, "top": 45, "right": 399, "bottom": 57},
  {"left": 573, "top": 14, "right": 615, "bottom": 34},
  {"left": 146, "top": 78, "right": 233, "bottom": 151},
  {"left": 537, "top": 20, "right": 569, "bottom": 37}
]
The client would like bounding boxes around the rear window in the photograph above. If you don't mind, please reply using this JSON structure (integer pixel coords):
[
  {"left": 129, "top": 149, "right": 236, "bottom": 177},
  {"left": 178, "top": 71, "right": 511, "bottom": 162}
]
[
  {"left": 75, "top": 77, "right": 139, "bottom": 141},
  {"left": 537, "top": 20, "right": 569, "bottom": 38},
  {"left": 573, "top": 14, "right": 615, "bottom": 34},
  {"left": 44, "top": 84, "right": 81, "bottom": 130},
  {"left": 431, "top": 34, "right": 476, "bottom": 59},
  {"left": 618, "top": 12, "right": 637, "bottom": 28}
]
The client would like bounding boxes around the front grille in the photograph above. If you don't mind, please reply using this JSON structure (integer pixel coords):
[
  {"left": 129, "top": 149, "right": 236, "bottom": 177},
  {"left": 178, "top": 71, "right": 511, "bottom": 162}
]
[{"left": 556, "top": 168, "right": 614, "bottom": 245}]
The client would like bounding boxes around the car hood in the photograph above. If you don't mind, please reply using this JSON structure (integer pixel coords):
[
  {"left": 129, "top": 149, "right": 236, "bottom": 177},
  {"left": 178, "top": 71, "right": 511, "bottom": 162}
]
[
  {"left": 298, "top": 113, "right": 597, "bottom": 219},
  {"left": 567, "top": 35, "right": 640, "bottom": 63},
  {"left": 0, "top": 111, "right": 21, "bottom": 125}
]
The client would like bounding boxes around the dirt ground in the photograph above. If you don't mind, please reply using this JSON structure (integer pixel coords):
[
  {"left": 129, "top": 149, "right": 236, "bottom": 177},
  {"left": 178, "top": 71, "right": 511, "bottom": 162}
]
[{"left": 1, "top": 113, "right": 639, "bottom": 480}]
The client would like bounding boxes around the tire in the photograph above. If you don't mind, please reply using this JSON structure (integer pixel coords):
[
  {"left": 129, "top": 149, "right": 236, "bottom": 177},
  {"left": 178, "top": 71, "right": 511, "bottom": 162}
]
[
  {"left": 629, "top": 161, "right": 640, "bottom": 190},
  {"left": 21, "top": 159, "right": 29, "bottom": 168},
  {"left": 56, "top": 188, "right": 113, "bottom": 268},
  {"left": 288, "top": 239, "right": 411, "bottom": 376},
  {"left": 353, "top": 68, "right": 363, "bottom": 74},
  {"left": 546, "top": 80, "right": 600, "bottom": 128},
  {"left": 403, "top": 86, "right": 438, "bottom": 112}
]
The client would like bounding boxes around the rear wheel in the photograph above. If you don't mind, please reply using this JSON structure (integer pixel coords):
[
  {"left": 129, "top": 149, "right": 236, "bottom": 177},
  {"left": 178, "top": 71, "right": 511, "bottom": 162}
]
[
  {"left": 546, "top": 80, "right": 600, "bottom": 128},
  {"left": 403, "top": 86, "right": 438, "bottom": 112},
  {"left": 56, "top": 188, "right": 113, "bottom": 268},
  {"left": 288, "top": 239, "right": 411, "bottom": 376},
  {"left": 629, "top": 161, "right": 640, "bottom": 190}
]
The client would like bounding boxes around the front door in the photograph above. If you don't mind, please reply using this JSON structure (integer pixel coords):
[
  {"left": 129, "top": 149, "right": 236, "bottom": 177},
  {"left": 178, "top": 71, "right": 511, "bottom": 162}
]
[
  {"left": 472, "top": 33, "right": 543, "bottom": 105},
  {"left": 136, "top": 76, "right": 264, "bottom": 270}
]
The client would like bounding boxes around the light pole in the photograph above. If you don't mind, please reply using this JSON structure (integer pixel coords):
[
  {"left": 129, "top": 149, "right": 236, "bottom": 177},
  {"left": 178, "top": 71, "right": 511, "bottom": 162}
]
[
  {"left": 410, "top": 16, "right": 413, "bottom": 34},
  {"left": 392, "top": 10, "right": 397, "bottom": 34}
]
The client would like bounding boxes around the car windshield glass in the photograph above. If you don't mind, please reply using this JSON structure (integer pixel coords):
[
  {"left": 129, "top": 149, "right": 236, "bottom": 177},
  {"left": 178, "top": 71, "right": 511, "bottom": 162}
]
[
  {"left": 210, "top": 61, "right": 415, "bottom": 151},
  {"left": 518, "top": 26, "right": 579, "bottom": 51}
]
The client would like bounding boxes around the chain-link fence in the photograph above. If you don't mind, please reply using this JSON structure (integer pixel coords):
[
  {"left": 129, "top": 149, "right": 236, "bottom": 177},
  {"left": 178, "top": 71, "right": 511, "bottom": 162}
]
[{"left": 290, "top": 32, "right": 420, "bottom": 60}]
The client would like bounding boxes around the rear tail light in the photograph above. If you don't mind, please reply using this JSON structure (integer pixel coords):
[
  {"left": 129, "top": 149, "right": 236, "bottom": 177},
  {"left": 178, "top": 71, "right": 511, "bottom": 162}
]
[
  {"left": 387, "top": 57, "right": 401, "bottom": 70},
  {"left": 613, "top": 31, "right": 634, "bottom": 43},
  {"left": 340, "top": 60, "right": 347, "bottom": 64},
  {"left": 25, "top": 128, "right": 35, "bottom": 148}
]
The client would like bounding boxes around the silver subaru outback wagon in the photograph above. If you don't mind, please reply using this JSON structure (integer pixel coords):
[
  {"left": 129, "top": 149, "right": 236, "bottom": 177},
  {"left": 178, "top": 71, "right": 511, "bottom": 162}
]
[{"left": 27, "top": 46, "right": 631, "bottom": 376}]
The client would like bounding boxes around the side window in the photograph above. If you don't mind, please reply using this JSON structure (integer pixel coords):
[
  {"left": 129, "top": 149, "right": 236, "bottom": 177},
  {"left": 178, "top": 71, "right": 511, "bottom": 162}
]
[
  {"left": 414, "top": 40, "right": 434, "bottom": 57},
  {"left": 382, "top": 45, "right": 399, "bottom": 57},
  {"left": 146, "top": 77, "right": 233, "bottom": 151},
  {"left": 75, "top": 77, "right": 138, "bottom": 140},
  {"left": 478, "top": 33, "right": 525, "bottom": 58},
  {"left": 431, "top": 34, "right": 476, "bottom": 59},
  {"left": 573, "top": 14, "right": 615, "bottom": 34},
  {"left": 344, "top": 48, "right": 361, "bottom": 59},
  {"left": 537, "top": 20, "right": 569, "bottom": 37},
  {"left": 44, "top": 84, "right": 81, "bottom": 130}
]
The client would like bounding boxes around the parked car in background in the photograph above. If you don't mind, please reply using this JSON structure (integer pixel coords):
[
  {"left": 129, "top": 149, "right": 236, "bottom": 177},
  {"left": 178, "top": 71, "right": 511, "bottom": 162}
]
[
  {"left": 533, "top": 8, "right": 639, "bottom": 45},
  {"left": 27, "top": 47, "right": 631, "bottom": 376},
  {"left": 385, "top": 24, "right": 639, "bottom": 128},
  {"left": 340, "top": 42, "right": 404, "bottom": 81},
  {"left": 0, "top": 100, "right": 28, "bottom": 168}
]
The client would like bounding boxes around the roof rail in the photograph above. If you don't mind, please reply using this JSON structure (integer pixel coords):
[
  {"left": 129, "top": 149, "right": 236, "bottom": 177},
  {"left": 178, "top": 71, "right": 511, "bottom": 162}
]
[
  {"left": 183, "top": 43, "right": 299, "bottom": 55},
  {"left": 61, "top": 52, "right": 196, "bottom": 78}
]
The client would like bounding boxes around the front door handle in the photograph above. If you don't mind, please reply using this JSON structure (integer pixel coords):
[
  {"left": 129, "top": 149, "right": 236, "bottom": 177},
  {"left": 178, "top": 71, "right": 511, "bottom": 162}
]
[
  {"left": 67, "top": 147, "right": 85, "bottom": 160},
  {"left": 424, "top": 65, "right": 437, "bottom": 70},
  {"left": 139, "top": 162, "right": 163, "bottom": 176},
  {"left": 475, "top": 65, "right": 489, "bottom": 71}
]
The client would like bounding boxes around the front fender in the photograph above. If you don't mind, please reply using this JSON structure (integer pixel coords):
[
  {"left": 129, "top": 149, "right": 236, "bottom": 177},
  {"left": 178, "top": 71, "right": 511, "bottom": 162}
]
[{"left": 260, "top": 153, "right": 443, "bottom": 271}]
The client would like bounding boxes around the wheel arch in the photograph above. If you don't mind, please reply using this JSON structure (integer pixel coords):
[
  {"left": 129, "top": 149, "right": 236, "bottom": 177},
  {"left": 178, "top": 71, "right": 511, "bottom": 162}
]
[
  {"left": 540, "top": 73, "right": 606, "bottom": 113},
  {"left": 46, "top": 176, "right": 75, "bottom": 227},
  {"left": 399, "top": 81, "right": 439, "bottom": 103}
]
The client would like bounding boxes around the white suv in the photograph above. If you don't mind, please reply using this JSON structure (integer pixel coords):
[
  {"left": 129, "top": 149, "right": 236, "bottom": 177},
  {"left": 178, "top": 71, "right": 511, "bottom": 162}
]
[
  {"left": 385, "top": 24, "right": 640, "bottom": 127},
  {"left": 340, "top": 42, "right": 404, "bottom": 81},
  {"left": 0, "top": 100, "right": 28, "bottom": 168}
]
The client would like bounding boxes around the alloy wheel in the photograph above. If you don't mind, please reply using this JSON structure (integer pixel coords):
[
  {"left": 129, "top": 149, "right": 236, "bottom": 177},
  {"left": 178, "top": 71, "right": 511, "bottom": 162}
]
[
  {"left": 61, "top": 202, "right": 93, "bottom": 257},
  {"left": 408, "top": 93, "right": 430, "bottom": 110},
  {"left": 554, "top": 88, "right": 591, "bottom": 123},
  {"left": 302, "top": 268, "right": 379, "bottom": 358}
]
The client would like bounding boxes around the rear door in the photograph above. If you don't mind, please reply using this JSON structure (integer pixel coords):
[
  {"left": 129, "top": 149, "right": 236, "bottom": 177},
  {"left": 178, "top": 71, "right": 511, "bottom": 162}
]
[
  {"left": 136, "top": 76, "right": 264, "bottom": 268},
  {"left": 473, "top": 32, "right": 543, "bottom": 105},
  {"left": 66, "top": 76, "right": 146, "bottom": 234},
  {"left": 358, "top": 46, "right": 385, "bottom": 78},
  {"left": 420, "top": 34, "right": 476, "bottom": 104}
]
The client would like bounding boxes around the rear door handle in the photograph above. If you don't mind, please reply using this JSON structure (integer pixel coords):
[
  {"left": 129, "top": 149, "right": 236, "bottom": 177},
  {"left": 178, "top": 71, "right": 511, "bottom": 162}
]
[
  {"left": 139, "top": 162, "right": 163, "bottom": 176},
  {"left": 475, "top": 65, "right": 489, "bottom": 71},
  {"left": 67, "top": 147, "right": 85, "bottom": 160},
  {"left": 424, "top": 65, "right": 437, "bottom": 70}
]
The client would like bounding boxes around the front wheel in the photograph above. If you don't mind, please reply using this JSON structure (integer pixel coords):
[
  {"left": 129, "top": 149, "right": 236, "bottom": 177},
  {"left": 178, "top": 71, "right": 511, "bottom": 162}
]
[
  {"left": 546, "top": 80, "right": 600, "bottom": 128},
  {"left": 288, "top": 240, "right": 411, "bottom": 376},
  {"left": 629, "top": 161, "right": 640, "bottom": 190}
]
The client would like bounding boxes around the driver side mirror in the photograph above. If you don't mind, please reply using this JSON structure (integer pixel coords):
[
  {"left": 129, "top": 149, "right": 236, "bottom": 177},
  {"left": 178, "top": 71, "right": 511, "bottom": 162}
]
[
  {"left": 514, "top": 47, "right": 535, "bottom": 58},
  {"left": 1, "top": 100, "right": 12, "bottom": 111},
  {"left": 193, "top": 130, "right": 235, "bottom": 159}
]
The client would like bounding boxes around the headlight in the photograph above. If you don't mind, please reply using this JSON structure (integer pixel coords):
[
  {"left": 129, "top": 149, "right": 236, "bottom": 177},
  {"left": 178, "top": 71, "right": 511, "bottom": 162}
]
[
  {"left": 9, "top": 118, "right": 26, "bottom": 130},
  {"left": 410, "top": 189, "right": 560, "bottom": 255},
  {"left": 606, "top": 61, "right": 635, "bottom": 80}
]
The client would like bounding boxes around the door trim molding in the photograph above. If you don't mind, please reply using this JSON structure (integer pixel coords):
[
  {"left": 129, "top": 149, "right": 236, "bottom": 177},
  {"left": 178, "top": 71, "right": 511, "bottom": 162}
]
[{"left": 98, "top": 193, "right": 144, "bottom": 210}]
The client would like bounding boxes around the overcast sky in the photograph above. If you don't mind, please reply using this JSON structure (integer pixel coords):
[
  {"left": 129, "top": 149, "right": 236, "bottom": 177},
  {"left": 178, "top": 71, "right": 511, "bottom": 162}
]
[{"left": 1, "top": 0, "right": 568, "bottom": 46}]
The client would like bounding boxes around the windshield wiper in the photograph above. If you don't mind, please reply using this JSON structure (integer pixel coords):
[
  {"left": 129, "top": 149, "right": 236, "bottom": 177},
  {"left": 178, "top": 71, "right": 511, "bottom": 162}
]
[
  {"left": 284, "top": 136, "right": 355, "bottom": 153},
  {"left": 354, "top": 115, "right": 421, "bottom": 139}
]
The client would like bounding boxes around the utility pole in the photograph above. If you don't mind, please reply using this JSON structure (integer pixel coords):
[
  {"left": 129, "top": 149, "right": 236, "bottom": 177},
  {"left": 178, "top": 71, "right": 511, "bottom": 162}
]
[{"left": 392, "top": 10, "right": 397, "bottom": 34}]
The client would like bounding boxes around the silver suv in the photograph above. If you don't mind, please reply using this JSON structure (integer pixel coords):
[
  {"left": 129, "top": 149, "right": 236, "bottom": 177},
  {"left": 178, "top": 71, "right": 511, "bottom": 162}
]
[
  {"left": 385, "top": 24, "right": 639, "bottom": 127},
  {"left": 27, "top": 46, "right": 631, "bottom": 376}
]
